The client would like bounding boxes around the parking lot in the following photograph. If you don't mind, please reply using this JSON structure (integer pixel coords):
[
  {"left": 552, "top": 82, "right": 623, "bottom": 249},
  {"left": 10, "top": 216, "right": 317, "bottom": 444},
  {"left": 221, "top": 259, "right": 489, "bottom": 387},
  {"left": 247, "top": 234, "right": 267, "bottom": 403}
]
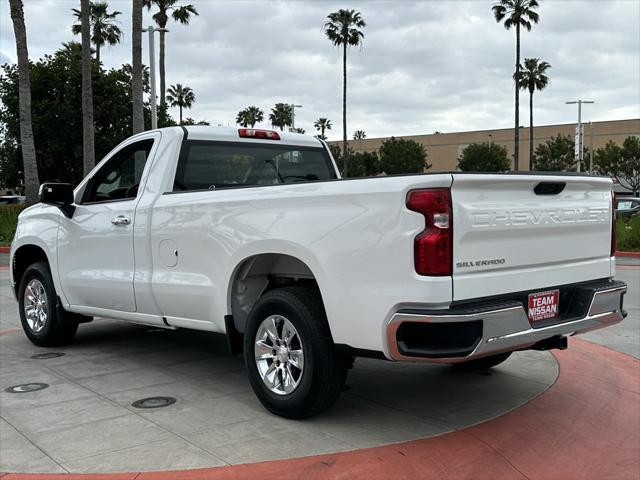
[{"left": 0, "top": 255, "right": 638, "bottom": 476}]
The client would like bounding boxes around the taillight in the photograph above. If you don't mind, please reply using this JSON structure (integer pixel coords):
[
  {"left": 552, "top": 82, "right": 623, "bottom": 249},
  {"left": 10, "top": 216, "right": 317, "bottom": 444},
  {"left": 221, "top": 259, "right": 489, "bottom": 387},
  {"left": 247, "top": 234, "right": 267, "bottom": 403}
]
[
  {"left": 238, "top": 128, "right": 281, "bottom": 140},
  {"left": 406, "top": 188, "right": 453, "bottom": 276},
  {"left": 611, "top": 190, "right": 616, "bottom": 257}
]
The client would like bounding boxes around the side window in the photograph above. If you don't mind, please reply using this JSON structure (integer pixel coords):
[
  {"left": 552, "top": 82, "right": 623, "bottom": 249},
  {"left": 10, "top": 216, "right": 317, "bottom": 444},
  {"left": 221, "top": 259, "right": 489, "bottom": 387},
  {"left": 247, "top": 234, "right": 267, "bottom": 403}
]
[
  {"left": 617, "top": 201, "right": 632, "bottom": 210},
  {"left": 173, "top": 142, "right": 336, "bottom": 191},
  {"left": 84, "top": 140, "right": 154, "bottom": 203}
]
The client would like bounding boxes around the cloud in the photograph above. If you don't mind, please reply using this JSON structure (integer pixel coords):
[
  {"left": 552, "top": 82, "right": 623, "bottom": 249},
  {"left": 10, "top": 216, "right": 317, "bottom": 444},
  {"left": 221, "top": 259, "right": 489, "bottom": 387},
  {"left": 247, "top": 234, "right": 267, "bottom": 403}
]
[{"left": 1, "top": 0, "right": 638, "bottom": 139}]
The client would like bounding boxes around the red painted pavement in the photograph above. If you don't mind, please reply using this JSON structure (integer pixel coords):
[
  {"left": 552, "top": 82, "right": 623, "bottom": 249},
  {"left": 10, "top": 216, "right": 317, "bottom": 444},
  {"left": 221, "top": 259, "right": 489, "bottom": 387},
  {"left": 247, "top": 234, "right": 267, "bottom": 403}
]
[
  {"left": 2, "top": 338, "right": 639, "bottom": 480},
  {"left": 0, "top": 246, "right": 9, "bottom": 254},
  {"left": 0, "top": 327, "right": 21, "bottom": 336}
]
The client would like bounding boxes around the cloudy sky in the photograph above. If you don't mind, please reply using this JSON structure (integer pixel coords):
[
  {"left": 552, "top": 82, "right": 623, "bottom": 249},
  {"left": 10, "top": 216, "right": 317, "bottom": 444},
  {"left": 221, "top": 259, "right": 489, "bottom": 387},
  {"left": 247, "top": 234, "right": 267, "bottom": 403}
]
[{"left": 1, "top": 0, "right": 639, "bottom": 140}]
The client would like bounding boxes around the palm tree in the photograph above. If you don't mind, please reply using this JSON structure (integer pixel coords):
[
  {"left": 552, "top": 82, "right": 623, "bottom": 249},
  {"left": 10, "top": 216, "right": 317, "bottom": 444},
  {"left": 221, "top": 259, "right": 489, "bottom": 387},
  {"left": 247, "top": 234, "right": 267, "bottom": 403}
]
[
  {"left": 492, "top": 0, "right": 540, "bottom": 171},
  {"left": 80, "top": 0, "right": 95, "bottom": 176},
  {"left": 131, "top": 0, "right": 144, "bottom": 134},
  {"left": 143, "top": 0, "right": 198, "bottom": 107},
  {"left": 515, "top": 58, "right": 551, "bottom": 169},
  {"left": 324, "top": 9, "right": 365, "bottom": 177},
  {"left": 236, "top": 106, "right": 264, "bottom": 128},
  {"left": 72, "top": 1, "right": 122, "bottom": 64},
  {"left": 269, "top": 103, "right": 293, "bottom": 131},
  {"left": 166, "top": 83, "right": 195, "bottom": 125},
  {"left": 9, "top": 0, "right": 39, "bottom": 204},
  {"left": 353, "top": 130, "right": 366, "bottom": 140},
  {"left": 314, "top": 118, "right": 332, "bottom": 140}
]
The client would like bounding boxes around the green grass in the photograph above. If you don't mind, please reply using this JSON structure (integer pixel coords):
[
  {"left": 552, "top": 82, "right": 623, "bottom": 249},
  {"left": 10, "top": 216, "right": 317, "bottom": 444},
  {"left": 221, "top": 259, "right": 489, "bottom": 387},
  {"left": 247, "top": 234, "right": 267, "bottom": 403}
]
[
  {"left": 616, "top": 215, "right": 640, "bottom": 252},
  {"left": 0, "top": 205, "right": 24, "bottom": 246}
]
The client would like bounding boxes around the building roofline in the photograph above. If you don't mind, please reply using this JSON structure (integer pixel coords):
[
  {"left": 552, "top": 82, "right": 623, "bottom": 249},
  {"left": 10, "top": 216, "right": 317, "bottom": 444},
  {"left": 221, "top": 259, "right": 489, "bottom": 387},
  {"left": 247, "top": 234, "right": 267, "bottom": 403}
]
[{"left": 331, "top": 117, "right": 640, "bottom": 143}]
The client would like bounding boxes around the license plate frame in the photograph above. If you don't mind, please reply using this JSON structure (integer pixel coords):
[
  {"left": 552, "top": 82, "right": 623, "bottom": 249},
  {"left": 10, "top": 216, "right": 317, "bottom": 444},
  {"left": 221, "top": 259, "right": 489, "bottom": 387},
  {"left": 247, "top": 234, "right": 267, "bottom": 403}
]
[{"left": 527, "top": 289, "right": 560, "bottom": 324}]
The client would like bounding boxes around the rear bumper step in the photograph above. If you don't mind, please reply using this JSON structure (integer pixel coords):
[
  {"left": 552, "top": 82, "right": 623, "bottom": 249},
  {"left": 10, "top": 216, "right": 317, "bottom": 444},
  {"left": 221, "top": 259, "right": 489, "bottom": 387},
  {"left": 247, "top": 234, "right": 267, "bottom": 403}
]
[{"left": 386, "top": 280, "right": 627, "bottom": 362}]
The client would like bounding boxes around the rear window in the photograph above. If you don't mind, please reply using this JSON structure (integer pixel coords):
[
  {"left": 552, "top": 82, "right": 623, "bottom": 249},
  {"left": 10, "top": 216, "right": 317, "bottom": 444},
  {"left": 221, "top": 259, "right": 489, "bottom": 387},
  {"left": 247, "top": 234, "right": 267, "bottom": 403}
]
[{"left": 173, "top": 141, "right": 336, "bottom": 191}]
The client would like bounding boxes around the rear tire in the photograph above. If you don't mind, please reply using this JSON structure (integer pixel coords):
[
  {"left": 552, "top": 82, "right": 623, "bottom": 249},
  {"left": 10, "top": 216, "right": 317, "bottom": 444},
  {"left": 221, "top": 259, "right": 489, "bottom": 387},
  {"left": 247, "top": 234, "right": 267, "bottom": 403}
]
[
  {"left": 451, "top": 352, "right": 512, "bottom": 371},
  {"left": 18, "top": 261, "right": 79, "bottom": 347},
  {"left": 243, "top": 286, "right": 348, "bottom": 419}
]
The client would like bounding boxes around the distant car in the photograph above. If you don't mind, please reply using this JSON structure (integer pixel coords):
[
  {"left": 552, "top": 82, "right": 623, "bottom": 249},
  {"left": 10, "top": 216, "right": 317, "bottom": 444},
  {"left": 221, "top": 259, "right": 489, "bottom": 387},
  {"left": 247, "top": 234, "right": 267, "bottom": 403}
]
[
  {"left": 616, "top": 197, "right": 640, "bottom": 220},
  {"left": 0, "top": 195, "right": 25, "bottom": 205}
]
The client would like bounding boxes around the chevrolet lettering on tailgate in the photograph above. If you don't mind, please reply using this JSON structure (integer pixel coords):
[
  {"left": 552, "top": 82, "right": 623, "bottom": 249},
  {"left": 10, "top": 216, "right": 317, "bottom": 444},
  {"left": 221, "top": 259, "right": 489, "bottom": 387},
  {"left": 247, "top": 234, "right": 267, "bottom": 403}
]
[{"left": 471, "top": 207, "right": 609, "bottom": 228}]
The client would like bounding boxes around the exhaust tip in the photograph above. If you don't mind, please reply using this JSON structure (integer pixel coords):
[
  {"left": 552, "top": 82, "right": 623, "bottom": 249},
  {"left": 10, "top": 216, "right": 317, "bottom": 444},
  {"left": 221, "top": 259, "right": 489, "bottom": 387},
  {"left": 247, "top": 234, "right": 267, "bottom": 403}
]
[{"left": 530, "top": 335, "right": 568, "bottom": 352}]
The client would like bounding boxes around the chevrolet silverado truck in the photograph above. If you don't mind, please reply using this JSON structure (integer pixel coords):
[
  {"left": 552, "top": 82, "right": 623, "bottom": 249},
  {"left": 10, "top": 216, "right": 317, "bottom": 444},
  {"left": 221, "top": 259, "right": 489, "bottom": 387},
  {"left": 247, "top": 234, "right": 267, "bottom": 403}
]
[{"left": 10, "top": 126, "right": 627, "bottom": 418}]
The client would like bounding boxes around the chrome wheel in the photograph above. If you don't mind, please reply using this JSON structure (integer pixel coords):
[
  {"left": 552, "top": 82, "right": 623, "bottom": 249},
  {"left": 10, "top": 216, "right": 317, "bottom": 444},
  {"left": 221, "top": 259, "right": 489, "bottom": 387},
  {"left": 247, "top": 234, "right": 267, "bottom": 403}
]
[
  {"left": 24, "top": 279, "right": 48, "bottom": 333},
  {"left": 254, "top": 315, "right": 304, "bottom": 395}
]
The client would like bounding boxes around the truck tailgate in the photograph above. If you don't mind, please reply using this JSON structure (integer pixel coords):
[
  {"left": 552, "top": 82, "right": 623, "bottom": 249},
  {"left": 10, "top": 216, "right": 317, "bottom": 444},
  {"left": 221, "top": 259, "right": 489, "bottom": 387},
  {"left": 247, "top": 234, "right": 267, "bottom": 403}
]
[{"left": 450, "top": 174, "right": 613, "bottom": 301}]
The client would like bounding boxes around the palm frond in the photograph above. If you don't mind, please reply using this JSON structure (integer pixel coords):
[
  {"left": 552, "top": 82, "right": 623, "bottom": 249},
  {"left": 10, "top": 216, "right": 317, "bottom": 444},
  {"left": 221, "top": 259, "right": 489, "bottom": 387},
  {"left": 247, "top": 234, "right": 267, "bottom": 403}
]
[
  {"left": 324, "top": 9, "right": 365, "bottom": 48},
  {"left": 172, "top": 4, "right": 198, "bottom": 24}
]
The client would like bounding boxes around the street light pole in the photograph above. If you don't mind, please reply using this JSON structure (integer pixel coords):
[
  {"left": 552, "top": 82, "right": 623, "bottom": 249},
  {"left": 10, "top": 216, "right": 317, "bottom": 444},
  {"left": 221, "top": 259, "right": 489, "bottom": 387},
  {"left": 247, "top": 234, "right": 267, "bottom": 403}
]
[
  {"left": 566, "top": 100, "right": 594, "bottom": 172},
  {"left": 290, "top": 104, "right": 302, "bottom": 131},
  {"left": 589, "top": 121, "right": 594, "bottom": 173},
  {"left": 142, "top": 25, "right": 168, "bottom": 130}
]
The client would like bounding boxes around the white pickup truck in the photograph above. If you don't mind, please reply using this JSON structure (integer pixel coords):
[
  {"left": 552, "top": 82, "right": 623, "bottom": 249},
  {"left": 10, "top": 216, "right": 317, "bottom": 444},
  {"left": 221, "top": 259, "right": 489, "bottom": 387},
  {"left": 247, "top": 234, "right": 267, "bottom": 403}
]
[{"left": 10, "top": 126, "right": 627, "bottom": 418}]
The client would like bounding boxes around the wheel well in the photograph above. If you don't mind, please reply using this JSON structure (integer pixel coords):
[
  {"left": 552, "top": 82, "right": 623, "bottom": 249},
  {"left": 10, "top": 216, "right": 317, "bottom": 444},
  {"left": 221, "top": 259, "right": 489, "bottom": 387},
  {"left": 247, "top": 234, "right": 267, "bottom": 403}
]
[
  {"left": 12, "top": 245, "right": 49, "bottom": 296},
  {"left": 229, "top": 254, "right": 319, "bottom": 335}
]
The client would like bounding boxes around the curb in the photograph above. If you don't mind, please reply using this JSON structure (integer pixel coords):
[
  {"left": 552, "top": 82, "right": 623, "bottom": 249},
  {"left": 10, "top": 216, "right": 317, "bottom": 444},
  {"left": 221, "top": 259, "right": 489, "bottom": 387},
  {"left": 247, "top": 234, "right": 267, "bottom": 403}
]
[{"left": 616, "top": 250, "right": 640, "bottom": 258}]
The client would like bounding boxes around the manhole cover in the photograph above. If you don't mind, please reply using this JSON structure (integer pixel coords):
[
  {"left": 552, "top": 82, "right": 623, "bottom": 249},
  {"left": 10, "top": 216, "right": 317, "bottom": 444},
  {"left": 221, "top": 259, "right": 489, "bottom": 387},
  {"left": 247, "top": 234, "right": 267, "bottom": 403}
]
[
  {"left": 5, "top": 383, "right": 49, "bottom": 393},
  {"left": 31, "top": 352, "right": 65, "bottom": 360},
  {"left": 131, "top": 396, "right": 176, "bottom": 409}
]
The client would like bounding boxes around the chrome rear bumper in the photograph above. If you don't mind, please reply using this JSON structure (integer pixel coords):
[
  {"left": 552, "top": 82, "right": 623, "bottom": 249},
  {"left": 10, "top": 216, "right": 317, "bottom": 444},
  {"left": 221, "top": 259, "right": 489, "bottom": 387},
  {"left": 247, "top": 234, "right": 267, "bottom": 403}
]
[{"left": 386, "top": 281, "right": 627, "bottom": 363}]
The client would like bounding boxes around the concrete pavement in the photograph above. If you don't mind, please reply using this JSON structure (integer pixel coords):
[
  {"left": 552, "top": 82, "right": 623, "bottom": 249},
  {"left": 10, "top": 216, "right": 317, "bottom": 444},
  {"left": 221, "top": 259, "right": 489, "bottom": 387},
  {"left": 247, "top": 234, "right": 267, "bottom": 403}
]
[
  {"left": 0, "top": 266, "right": 558, "bottom": 474},
  {"left": 583, "top": 265, "right": 639, "bottom": 358},
  {"left": 2, "top": 337, "right": 638, "bottom": 480},
  {"left": 0, "top": 256, "right": 637, "bottom": 475}
]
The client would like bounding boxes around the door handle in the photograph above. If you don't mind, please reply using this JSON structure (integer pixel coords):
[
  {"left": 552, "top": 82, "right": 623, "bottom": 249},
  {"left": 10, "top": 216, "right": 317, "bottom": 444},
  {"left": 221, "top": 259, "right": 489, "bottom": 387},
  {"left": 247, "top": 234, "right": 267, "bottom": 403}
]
[{"left": 111, "top": 215, "right": 131, "bottom": 226}]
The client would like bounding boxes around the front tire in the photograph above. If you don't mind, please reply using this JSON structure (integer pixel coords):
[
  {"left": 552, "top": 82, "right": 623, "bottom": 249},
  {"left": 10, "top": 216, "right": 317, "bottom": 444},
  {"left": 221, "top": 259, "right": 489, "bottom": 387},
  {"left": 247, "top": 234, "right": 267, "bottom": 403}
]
[
  {"left": 18, "top": 261, "right": 78, "bottom": 347},
  {"left": 243, "top": 286, "right": 348, "bottom": 419}
]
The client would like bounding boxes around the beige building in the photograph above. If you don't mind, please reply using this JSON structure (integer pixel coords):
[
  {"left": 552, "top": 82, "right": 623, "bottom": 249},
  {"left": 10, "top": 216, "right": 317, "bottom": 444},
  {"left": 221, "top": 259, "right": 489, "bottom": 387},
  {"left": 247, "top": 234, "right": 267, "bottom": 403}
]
[{"left": 340, "top": 118, "right": 640, "bottom": 172}]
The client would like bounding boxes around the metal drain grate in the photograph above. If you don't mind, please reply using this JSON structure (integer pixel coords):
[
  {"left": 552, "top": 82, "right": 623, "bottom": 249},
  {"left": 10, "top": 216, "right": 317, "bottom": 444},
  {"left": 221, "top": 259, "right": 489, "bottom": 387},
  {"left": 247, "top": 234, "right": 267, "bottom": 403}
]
[
  {"left": 131, "top": 396, "right": 177, "bottom": 409},
  {"left": 5, "top": 383, "right": 49, "bottom": 393},
  {"left": 31, "top": 352, "right": 65, "bottom": 360}
]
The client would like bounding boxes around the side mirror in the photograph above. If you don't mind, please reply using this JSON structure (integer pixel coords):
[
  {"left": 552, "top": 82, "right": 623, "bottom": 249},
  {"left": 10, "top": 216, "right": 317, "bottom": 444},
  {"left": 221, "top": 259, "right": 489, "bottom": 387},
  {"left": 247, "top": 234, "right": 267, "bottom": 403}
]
[{"left": 39, "top": 183, "right": 75, "bottom": 218}]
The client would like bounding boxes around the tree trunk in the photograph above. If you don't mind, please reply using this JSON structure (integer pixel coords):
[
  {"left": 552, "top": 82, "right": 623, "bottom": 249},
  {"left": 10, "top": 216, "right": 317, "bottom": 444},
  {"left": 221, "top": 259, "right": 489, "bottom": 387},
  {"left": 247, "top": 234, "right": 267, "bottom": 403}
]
[
  {"left": 179, "top": 105, "right": 182, "bottom": 125},
  {"left": 131, "top": 0, "right": 144, "bottom": 134},
  {"left": 159, "top": 30, "right": 166, "bottom": 107},
  {"left": 96, "top": 44, "right": 100, "bottom": 64},
  {"left": 81, "top": 0, "right": 95, "bottom": 177},
  {"left": 513, "top": 25, "right": 520, "bottom": 171},
  {"left": 529, "top": 89, "right": 534, "bottom": 171},
  {"left": 342, "top": 42, "right": 348, "bottom": 177},
  {"left": 9, "top": 0, "right": 39, "bottom": 204}
]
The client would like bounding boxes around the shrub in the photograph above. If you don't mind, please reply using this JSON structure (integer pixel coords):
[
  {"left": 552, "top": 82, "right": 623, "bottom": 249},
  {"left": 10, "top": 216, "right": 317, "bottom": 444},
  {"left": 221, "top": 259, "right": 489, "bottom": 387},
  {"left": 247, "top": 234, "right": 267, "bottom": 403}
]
[
  {"left": 378, "top": 137, "right": 430, "bottom": 175},
  {"left": 457, "top": 142, "right": 510, "bottom": 172},
  {"left": 616, "top": 214, "right": 640, "bottom": 252},
  {"left": 0, "top": 205, "right": 24, "bottom": 245}
]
